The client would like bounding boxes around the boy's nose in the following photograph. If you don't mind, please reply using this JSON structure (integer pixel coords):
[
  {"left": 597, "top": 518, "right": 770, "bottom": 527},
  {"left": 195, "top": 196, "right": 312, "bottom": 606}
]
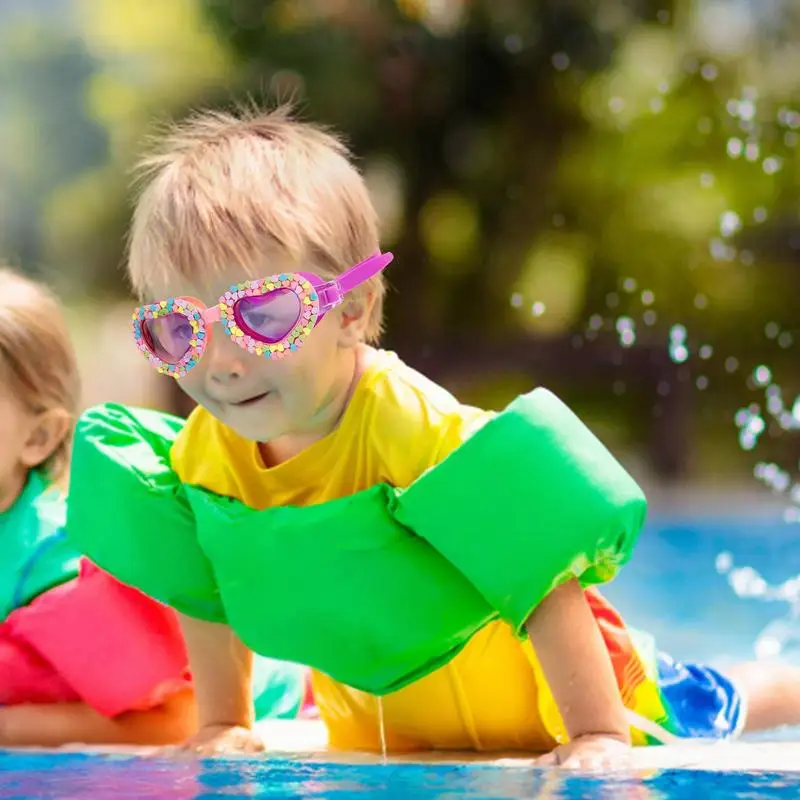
[{"left": 204, "top": 335, "right": 249, "bottom": 385}]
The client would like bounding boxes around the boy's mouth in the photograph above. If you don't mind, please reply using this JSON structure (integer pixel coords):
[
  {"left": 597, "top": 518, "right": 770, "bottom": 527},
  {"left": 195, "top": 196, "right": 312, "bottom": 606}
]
[{"left": 230, "top": 391, "right": 272, "bottom": 407}]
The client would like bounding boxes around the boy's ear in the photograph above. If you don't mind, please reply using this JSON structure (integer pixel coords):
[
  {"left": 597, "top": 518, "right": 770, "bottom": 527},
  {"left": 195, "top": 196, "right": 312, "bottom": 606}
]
[
  {"left": 19, "top": 408, "right": 71, "bottom": 470},
  {"left": 337, "top": 291, "right": 375, "bottom": 347}
]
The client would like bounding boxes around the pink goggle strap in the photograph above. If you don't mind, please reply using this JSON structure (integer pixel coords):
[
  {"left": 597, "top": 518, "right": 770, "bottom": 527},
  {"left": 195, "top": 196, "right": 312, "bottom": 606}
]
[
  {"left": 302, "top": 252, "right": 394, "bottom": 315},
  {"left": 337, "top": 252, "right": 394, "bottom": 294}
]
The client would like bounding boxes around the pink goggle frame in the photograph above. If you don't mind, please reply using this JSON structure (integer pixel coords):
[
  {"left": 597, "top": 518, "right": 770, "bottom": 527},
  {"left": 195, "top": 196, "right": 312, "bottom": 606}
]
[{"left": 132, "top": 252, "right": 393, "bottom": 378}]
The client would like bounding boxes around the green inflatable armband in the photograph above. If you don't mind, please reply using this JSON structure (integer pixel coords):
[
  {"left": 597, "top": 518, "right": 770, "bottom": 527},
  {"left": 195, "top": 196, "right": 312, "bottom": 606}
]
[
  {"left": 68, "top": 404, "right": 225, "bottom": 623},
  {"left": 393, "top": 389, "right": 647, "bottom": 634},
  {"left": 67, "top": 389, "right": 646, "bottom": 695}
]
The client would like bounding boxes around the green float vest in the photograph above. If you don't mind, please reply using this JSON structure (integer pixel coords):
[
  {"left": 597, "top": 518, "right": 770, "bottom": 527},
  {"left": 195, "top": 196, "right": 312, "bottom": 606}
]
[{"left": 66, "top": 389, "right": 646, "bottom": 695}]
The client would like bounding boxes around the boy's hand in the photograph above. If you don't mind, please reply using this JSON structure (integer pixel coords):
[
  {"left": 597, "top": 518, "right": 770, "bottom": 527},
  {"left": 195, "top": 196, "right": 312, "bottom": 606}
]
[
  {"left": 524, "top": 581, "right": 633, "bottom": 771},
  {"left": 536, "top": 734, "right": 632, "bottom": 770},
  {"left": 180, "top": 723, "right": 266, "bottom": 756},
  {"left": 175, "top": 616, "right": 260, "bottom": 756}
]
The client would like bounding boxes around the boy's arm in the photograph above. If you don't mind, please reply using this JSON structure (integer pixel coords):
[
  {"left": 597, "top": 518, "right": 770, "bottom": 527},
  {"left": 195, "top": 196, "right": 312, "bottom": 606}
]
[
  {"left": 177, "top": 614, "right": 265, "bottom": 754},
  {"left": 525, "top": 578, "right": 632, "bottom": 768},
  {"left": 0, "top": 688, "right": 196, "bottom": 747}
]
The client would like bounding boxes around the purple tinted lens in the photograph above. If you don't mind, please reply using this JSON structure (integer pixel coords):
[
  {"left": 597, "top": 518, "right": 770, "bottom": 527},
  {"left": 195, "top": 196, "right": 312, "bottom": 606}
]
[
  {"left": 142, "top": 313, "right": 194, "bottom": 364},
  {"left": 235, "top": 290, "right": 301, "bottom": 343}
]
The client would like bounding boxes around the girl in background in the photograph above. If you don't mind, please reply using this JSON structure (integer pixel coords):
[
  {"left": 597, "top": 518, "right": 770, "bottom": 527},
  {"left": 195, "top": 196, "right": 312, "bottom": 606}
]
[{"left": 0, "top": 266, "right": 196, "bottom": 745}]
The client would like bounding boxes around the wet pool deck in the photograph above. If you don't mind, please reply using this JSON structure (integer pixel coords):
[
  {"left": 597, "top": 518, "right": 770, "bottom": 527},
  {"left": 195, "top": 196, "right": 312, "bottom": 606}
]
[{"left": 20, "top": 719, "right": 799, "bottom": 774}]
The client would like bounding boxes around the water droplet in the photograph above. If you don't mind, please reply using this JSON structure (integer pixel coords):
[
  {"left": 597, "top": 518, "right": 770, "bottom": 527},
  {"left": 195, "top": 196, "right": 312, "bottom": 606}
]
[
  {"left": 510, "top": 293, "right": 523, "bottom": 308},
  {"left": 725, "top": 357, "right": 740, "bottom": 373},
  {"left": 643, "top": 310, "right": 657, "bottom": 326},
  {"left": 767, "top": 390, "right": 784, "bottom": 416},
  {"left": 745, "top": 142, "right": 761, "bottom": 161},
  {"left": 622, "top": 277, "right": 637, "bottom": 293},
  {"left": 670, "top": 324, "right": 687, "bottom": 342},
  {"left": 719, "top": 210, "right": 742, "bottom": 237},
  {"left": 650, "top": 97, "right": 664, "bottom": 114},
  {"left": 765, "top": 322, "right": 780, "bottom": 339},
  {"left": 641, "top": 290, "right": 655, "bottom": 306},
  {"left": 700, "top": 172, "right": 714, "bottom": 187},
  {"left": 699, "top": 344, "right": 714, "bottom": 359},
  {"left": 696, "top": 375, "right": 709, "bottom": 390},
  {"left": 694, "top": 293, "right": 708, "bottom": 309},
  {"left": 710, "top": 237, "right": 736, "bottom": 261},
  {"left": 753, "top": 206, "right": 768, "bottom": 223},
  {"left": 778, "top": 332, "right": 793, "bottom": 349},
  {"left": 616, "top": 316, "right": 636, "bottom": 348},
  {"left": 727, "top": 138, "right": 743, "bottom": 158},
  {"left": 700, "top": 63, "right": 718, "bottom": 81},
  {"left": 716, "top": 552, "right": 733, "bottom": 573},
  {"left": 777, "top": 107, "right": 800, "bottom": 128},
  {"left": 606, "top": 292, "right": 619, "bottom": 309},
  {"left": 588, "top": 314, "right": 603, "bottom": 331},
  {"left": 753, "top": 365, "right": 772, "bottom": 387},
  {"left": 697, "top": 117, "right": 713, "bottom": 134},
  {"left": 670, "top": 345, "right": 689, "bottom": 363},
  {"left": 756, "top": 635, "right": 782, "bottom": 659},
  {"left": 763, "top": 156, "right": 782, "bottom": 174},
  {"left": 531, "top": 301, "right": 546, "bottom": 317},
  {"left": 551, "top": 52, "right": 570, "bottom": 70},
  {"left": 738, "top": 99, "right": 756, "bottom": 121}
]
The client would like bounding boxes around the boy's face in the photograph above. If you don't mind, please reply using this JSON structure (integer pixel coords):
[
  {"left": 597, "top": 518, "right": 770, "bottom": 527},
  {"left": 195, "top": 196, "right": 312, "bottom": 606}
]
[{"left": 150, "top": 251, "right": 369, "bottom": 448}]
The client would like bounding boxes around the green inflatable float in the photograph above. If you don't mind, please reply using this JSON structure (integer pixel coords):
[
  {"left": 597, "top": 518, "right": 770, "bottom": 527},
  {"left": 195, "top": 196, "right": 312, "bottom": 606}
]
[{"left": 66, "top": 389, "right": 647, "bottom": 695}]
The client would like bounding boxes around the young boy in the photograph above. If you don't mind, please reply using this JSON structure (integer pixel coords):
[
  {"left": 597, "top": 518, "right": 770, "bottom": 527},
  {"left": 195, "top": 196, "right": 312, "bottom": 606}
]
[{"left": 124, "top": 105, "right": 800, "bottom": 768}]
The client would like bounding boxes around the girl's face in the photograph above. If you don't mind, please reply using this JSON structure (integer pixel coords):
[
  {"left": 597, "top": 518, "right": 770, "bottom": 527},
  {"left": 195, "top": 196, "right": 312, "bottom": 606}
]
[
  {"left": 0, "top": 380, "right": 37, "bottom": 513},
  {"left": 0, "top": 367, "right": 71, "bottom": 513}
]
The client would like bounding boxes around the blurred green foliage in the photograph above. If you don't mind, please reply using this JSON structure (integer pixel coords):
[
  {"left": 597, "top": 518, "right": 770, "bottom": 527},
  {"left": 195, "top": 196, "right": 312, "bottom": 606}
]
[{"left": 0, "top": 0, "right": 797, "bottom": 478}]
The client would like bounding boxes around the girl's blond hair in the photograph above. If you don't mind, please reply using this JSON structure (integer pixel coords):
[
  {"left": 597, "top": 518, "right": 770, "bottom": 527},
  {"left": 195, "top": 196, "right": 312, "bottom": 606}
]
[{"left": 0, "top": 268, "right": 81, "bottom": 482}]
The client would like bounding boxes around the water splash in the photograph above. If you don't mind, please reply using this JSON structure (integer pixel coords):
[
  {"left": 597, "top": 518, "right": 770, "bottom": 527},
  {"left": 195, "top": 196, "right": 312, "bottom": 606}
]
[
  {"left": 507, "top": 76, "right": 799, "bottom": 663},
  {"left": 716, "top": 552, "right": 800, "bottom": 660},
  {"left": 668, "top": 324, "right": 689, "bottom": 363},
  {"left": 616, "top": 316, "right": 636, "bottom": 348}
]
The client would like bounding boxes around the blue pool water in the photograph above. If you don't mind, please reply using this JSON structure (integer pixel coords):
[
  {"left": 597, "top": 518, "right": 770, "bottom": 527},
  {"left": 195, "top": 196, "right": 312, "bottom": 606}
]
[
  {"left": 2, "top": 514, "right": 799, "bottom": 798},
  {"left": 603, "top": 513, "right": 800, "bottom": 669},
  {"left": 1, "top": 752, "right": 799, "bottom": 799}
]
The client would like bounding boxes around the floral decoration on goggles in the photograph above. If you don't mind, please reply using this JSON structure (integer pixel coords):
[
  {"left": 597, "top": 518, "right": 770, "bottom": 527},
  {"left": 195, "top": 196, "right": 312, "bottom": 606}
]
[{"left": 132, "top": 252, "right": 393, "bottom": 378}]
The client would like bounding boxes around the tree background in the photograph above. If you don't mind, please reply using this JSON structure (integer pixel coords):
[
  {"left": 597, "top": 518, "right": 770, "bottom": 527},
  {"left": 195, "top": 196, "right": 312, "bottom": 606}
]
[{"left": 0, "top": 0, "right": 797, "bottom": 504}]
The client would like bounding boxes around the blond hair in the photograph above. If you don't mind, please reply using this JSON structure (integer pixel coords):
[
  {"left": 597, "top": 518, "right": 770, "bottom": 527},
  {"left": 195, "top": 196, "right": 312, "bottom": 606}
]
[
  {"left": 128, "top": 104, "right": 385, "bottom": 341},
  {"left": 0, "top": 268, "right": 81, "bottom": 482}
]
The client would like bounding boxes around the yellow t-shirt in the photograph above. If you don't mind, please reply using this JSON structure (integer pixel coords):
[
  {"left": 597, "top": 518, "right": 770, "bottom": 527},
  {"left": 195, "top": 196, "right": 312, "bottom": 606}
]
[{"left": 172, "top": 349, "right": 557, "bottom": 752}]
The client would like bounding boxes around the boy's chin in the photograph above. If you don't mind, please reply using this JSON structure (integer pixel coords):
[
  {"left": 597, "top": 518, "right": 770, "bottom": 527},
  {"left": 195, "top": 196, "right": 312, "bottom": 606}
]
[{"left": 229, "top": 418, "right": 286, "bottom": 444}]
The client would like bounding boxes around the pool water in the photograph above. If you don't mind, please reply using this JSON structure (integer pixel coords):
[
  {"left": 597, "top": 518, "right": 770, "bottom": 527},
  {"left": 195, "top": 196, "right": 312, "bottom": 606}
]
[
  {"left": 603, "top": 513, "right": 800, "bottom": 671},
  {"left": 1, "top": 752, "right": 799, "bottom": 799},
  {"left": 2, "top": 514, "right": 799, "bottom": 798}
]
